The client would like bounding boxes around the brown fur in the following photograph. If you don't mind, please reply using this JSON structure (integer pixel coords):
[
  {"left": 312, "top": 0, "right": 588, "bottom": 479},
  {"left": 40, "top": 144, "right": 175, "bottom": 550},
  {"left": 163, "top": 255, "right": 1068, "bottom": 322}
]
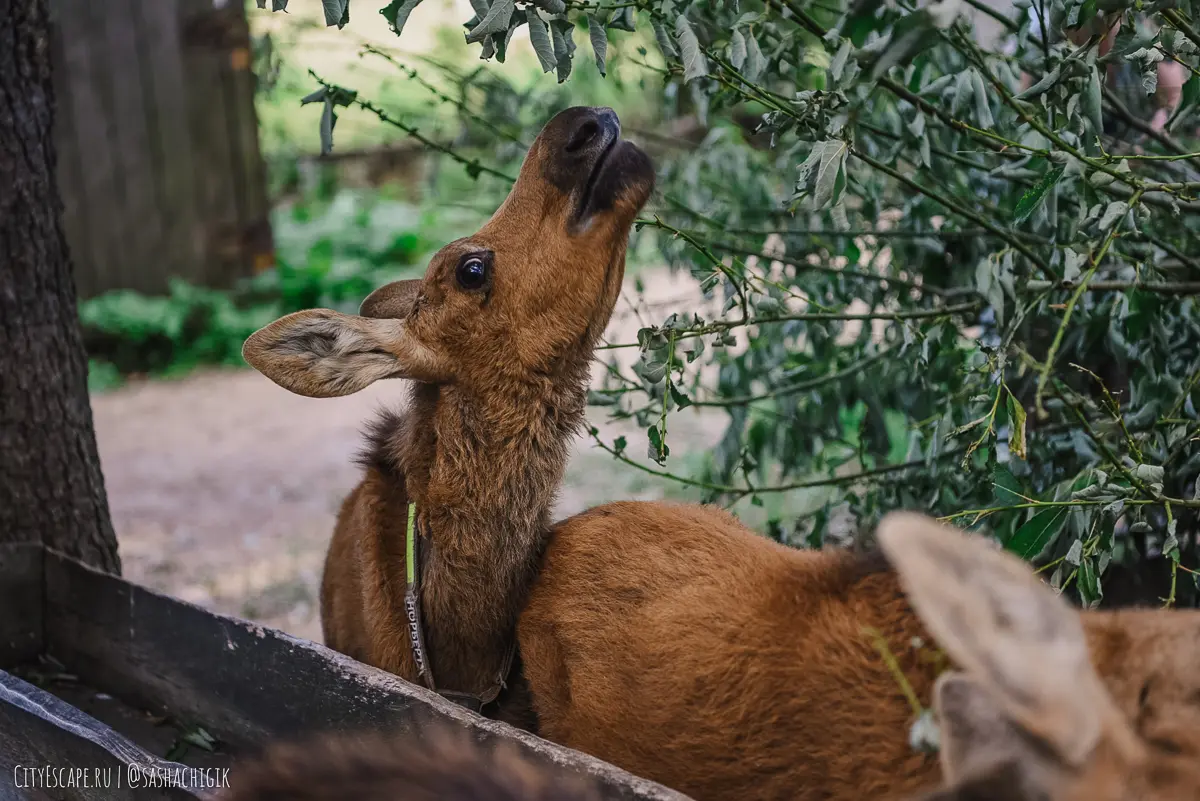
[
  {"left": 216, "top": 728, "right": 603, "bottom": 801},
  {"left": 242, "top": 107, "right": 655, "bottom": 721},
  {"left": 519, "top": 505, "right": 1200, "bottom": 801},
  {"left": 217, "top": 512, "right": 1198, "bottom": 801}
]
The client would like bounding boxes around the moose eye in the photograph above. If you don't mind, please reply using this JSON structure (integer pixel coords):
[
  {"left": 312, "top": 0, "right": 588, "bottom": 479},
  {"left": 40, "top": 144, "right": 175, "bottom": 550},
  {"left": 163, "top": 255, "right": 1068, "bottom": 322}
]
[{"left": 455, "top": 254, "right": 490, "bottom": 291}]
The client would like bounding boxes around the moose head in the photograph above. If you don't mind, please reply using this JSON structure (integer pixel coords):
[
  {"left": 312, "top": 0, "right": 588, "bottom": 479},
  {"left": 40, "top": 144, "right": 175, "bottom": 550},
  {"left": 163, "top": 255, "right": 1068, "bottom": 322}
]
[{"left": 243, "top": 106, "right": 654, "bottom": 397}]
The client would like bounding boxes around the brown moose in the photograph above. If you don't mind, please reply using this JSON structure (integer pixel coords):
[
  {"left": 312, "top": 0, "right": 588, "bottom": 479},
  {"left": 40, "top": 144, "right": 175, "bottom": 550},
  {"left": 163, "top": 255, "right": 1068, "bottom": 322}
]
[
  {"left": 520, "top": 505, "right": 1200, "bottom": 800},
  {"left": 243, "top": 106, "right": 654, "bottom": 723},
  {"left": 215, "top": 513, "right": 1200, "bottom": 801}
]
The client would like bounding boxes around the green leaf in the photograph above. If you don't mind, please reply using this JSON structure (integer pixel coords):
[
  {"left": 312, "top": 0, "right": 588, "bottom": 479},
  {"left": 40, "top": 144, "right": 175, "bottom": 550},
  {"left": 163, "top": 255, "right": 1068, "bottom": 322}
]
[
  {"left": 1097, "top": 200, "right": 1128, "bottom": 230},
  {"left": 181, "top": 726, "right": 217, "bottom": 752},
  {"left": 951, "top": 69, "right": 973, "bottom": 115},
  {"left": 744, "top": 33, "right": 765, "bottom": 80},
  {"left": 1006, "top": 508, "right": 1066, "bottom": 560},
  {"left": 1062, "top": 250, "right": 1086, "bottom": 282},
  {"left": 730, "top": 29, "right": 747, "bottom": 70},
  {"left": 587, "top": 390, "right": 619, "bottom": 406},
  {"left": 465, "top": 0, "right": 514, "bottom": 43},
  {"left": 609, "top": 6, "right": 636, "bottom": 31},
  {"left": 1014, "top": 66, "right": 1061, "bottom": 100},
  {"left": 676, "top": 16, "right": 709, "bottom": 82},
  {"left": 1079, "top": 557, "right": 1102, "bottom": 608},
  {"left": 1084, "top": 65, "right": 1103, "bottom": 133},
  {"left": 652, "top": 19, "right": 677, "bottom": 58},
  {"left": 319, "top": 97, "right": 336, "bottom": 155},
  {"left": 1133, "top": 463, "right": 1165, "bottom": 485},
  {"left": 920, "top": 73, "right": 954, "bottom": 96},
  {"left": 321, "top": 0, "right": 349, "bottom": 28},
  {"left": 829, "top": 38, "right": 852, "bottom": 82},
  {"left": 274, "top": 0, "right": 288, "bottom": 9},
  {"left": 1065, "top": 538, "right": 1083, "bottom": 566},
  {"left": 588, "top": 15, "right": 608, "bottom": 76},
  {"left": 796, "top": 140, "right": 849, "bottom": 210},
  {"left": 1125, "top": 47, "right": 1164, "bottom": 94},
  {"left": 534, "top": 0, "right": 565, "bottom": 13},
  {"left": 321, "top": 0, "right": 342, "bottom": 26},
  {"left": 647, "top": 425, "right": 670, "bottom": 464},
  {"left": 1012, "top": 165, "right": 1064, "bottom": 224},
  {"left": 526, "top": 7, "right": 556, "bottom": 73},
  {"left": 1006, "top": 391, "right": 1027, "bottom": 461},
  {"left": 755, "top": 296, "right": 783, "bottom": 315},
  {"left": 491, "top": 9, "right": 524, "bottom": 64},
  {"left": 969, "top": 69, "right": 993, "bottom": 128},
  {"left": 669, "top": 381, "right": 693, "bottom": 410},
  {"left": 380, "top": 0, "right": 422, "bottom": 37},
  {"left": 869, "top": 9, "right": 937, "bottom": 81},
  {"left": 993, "top": 464, "right": 1024, "bottom": 505},
  {"left": 300, "top": 87, "right": 327, "bottom": 105},
  {"left": 550, "top": 17, "right": 576, "bottom": 82}
]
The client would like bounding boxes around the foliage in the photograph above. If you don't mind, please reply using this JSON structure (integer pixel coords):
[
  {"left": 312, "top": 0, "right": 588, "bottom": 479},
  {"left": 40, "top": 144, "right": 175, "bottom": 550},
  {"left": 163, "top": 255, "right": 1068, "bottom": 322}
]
[
  {"left": 82, "top": 191, "right": 437, "bottom": 382},
  {"left": 258, "top": 0, "right": 1200, "bottom": 608}
]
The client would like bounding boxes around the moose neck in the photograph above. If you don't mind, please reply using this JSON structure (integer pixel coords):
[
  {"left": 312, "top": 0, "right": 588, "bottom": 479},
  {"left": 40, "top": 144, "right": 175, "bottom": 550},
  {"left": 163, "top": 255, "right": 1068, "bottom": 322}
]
[{"left": 372, "top": 342, "right": 594, "bottom": 697}]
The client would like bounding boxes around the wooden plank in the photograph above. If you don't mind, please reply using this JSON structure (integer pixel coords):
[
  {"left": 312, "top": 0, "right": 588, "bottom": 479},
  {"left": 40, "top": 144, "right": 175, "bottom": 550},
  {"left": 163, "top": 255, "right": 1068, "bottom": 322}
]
[
  {"left": 0, "top": 670, "right": 204, "bottom": 801},
  {"left": 51, "top": 0, "right": 127, "bottom": 300},
  {"left": 41, "top": 550, "right": 691, "bottom": 801},
  {"left": 0, "top": 545, "right": 42, "bottom": 666},
  {"left": 223, "top": 2, "right": 275, "bottom": 283},
  {"left": 133, "top": 0, "right": 203, "bottom": 292},
  {"left": 99, "top": 0, "right": 168, "bottom": 296},
  {"left": 177, "top": 0, "right": 243, "bottom": 289}
]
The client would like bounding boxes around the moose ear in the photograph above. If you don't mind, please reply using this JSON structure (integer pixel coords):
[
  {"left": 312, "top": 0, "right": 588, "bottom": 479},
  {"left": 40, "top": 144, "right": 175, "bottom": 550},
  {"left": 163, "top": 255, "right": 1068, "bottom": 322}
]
[
  {"left": 876, "top": 512, "right": 1113, "bottom": 767},
  {"left": 242, "top": 308, "right": 452, "bottom": 398},
  {"left": 932, "top": 672, "right": 1035, "bottom": 786},
  {"left": 360, "top": 279, "right": 421, "bottom": 319}
]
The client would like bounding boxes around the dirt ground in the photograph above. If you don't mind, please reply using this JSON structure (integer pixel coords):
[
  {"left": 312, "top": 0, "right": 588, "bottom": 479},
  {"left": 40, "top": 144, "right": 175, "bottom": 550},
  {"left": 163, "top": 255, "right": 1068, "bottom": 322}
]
[{"left": 93, "top": 267, "right": 725, "bottom": 643}]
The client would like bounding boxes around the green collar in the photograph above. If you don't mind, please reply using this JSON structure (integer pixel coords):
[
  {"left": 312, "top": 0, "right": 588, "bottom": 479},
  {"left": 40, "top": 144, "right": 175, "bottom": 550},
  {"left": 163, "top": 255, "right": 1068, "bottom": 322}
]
[
  {"left": 401, "top": 500, "right": 518, "bottom": 713},
  {"left": 406, "top": 501, "right": 417, "bottom": 585}
]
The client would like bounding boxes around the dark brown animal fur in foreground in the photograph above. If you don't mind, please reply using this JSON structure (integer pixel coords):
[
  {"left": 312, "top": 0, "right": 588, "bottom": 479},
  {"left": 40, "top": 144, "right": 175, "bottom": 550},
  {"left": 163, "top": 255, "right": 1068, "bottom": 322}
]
[{"left": 217, "top": 729, "right": 602, "bottom": 801}]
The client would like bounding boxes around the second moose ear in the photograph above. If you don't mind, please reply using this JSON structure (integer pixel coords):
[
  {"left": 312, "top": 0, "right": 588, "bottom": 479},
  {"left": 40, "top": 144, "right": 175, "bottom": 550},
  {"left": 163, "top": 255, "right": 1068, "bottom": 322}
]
[
  {"left": 242, "top": 308, "right": 453, "bottom": 398},
  {"left": 360, "top": 279, "right": 421, "bottom": 319},
  {"left": 876, "top": 512, "right": 1114, "bottom": 768}
]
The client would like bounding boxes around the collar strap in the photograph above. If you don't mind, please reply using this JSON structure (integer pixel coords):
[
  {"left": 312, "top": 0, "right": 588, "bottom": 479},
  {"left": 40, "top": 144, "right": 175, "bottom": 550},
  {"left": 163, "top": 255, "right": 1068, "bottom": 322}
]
[
  {"left": 404, "top": 502, "right": 436, "bottom": 692},
  {"left": 403, "top": 502, "right": 517, "bottom": 710}
]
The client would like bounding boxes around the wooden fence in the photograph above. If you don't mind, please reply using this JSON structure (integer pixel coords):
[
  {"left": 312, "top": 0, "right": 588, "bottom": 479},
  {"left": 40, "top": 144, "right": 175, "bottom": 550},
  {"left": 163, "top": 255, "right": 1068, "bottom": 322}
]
[{"left": 48, "top": 0, "right": 274, "bottom": 300}]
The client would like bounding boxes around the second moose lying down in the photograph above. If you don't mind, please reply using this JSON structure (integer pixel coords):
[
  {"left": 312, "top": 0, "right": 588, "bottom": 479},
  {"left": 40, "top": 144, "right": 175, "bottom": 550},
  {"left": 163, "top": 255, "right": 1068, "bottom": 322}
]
[
  {"left": 520, "top": 507, "right": 1200, "bottom": 801},
  {"left": 218, "top": 514, "right": 1200, "bottom": 801},
  {"left": 243, "top": 107, "right": 654, "bottom": 721}
]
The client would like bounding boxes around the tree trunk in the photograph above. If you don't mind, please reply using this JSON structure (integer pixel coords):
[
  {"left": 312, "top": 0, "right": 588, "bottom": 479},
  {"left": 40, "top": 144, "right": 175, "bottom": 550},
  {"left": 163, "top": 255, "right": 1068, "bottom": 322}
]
[{"left": 0, "top": 0, "right": 120, "bottom": 573}]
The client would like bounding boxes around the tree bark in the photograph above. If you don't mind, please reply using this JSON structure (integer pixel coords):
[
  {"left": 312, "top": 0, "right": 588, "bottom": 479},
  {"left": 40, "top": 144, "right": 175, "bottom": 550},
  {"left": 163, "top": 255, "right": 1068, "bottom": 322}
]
[{"left": 0, "top": 0, "right": 120, "bottom": 573}]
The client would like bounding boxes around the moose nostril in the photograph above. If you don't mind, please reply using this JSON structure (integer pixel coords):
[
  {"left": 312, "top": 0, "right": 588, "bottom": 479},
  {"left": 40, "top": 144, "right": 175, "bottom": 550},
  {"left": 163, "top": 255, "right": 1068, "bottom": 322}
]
[{"left": 565, "top": 119, "right": 601, "bottom": 153}]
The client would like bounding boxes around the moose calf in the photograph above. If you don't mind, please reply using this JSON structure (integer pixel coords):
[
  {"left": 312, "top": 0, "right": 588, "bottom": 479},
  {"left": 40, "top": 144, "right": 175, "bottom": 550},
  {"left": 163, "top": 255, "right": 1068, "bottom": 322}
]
[
  {"left": 520, "top": 507, "right": 1200, "bottom": 800},
  {"left": 243, "top": 106, "right": 654, "bottom": 721}
]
